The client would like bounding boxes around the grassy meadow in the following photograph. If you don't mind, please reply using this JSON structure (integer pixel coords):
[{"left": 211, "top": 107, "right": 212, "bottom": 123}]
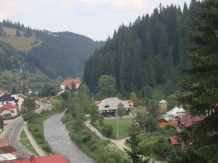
[
  {"left": 104, "top": 118, "right": 134, "bottom": 139},
  {"left": 0, "top": 27, "right": 42, "bottom": 52}
]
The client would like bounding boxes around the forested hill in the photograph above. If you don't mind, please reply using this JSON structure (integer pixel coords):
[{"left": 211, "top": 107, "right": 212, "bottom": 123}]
[
  {"left": 27, "top": 31, "right": 104, "bottom": 78},
  {"left": 83, "top": 0, "right": 199, "bottom": 96},
  {"left": 0, "top": 20, "right": 104, "bottom": 79}
]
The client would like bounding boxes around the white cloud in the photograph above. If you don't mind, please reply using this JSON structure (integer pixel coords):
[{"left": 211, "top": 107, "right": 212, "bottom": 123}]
[
  {"left": 113, "top": 0, "right": 149, "bottom": 10},
  {"left": 0, "top": 1, "right": 18, "bottom": 8},
  {"left": 39, "top": 0, "right": 50, "bottom": 5}
]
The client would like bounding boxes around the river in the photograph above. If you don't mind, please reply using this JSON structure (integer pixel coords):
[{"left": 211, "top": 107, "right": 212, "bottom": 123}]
[{"left": 44, "top": 111, "right": 94, "bottom": 163}]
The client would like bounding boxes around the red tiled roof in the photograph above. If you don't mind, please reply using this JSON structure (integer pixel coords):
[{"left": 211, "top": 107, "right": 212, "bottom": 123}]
[
  {"left": 169, "top": 136, "right": 179, "bottom": 145},
  {"left": 2, "top": 103, "right": 16, "bottom": 109},
  {"left": 94, "top": 100, "right": 102, "bottom": 105},
  {"left": 0, "top": 103, "right": 16, "bottom": 115},
  {"left": 7, "top": 154, "right": 68, "bottom": 163},
  {"left": 61, "top": 78, "right": 81, "bottom": 87},
  {"left": 126, "top": 99, "right": 133, "bottom": 104},
  {"left": 179, "top": 114, "right": 204, "bottom": 127},
  {"left": 157, "top": 119, "right": 168, "bottom": 123}
]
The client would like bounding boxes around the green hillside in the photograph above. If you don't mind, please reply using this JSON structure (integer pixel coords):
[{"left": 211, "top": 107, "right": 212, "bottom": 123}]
[
  {"left": 83, "top": 1, "right": 200, "bottom": 100},
  {"left": 0, "top": 20, "right": 105, "bottom": 80},
  {"left": 0, "top": 27, "right": 41, "bottom": 52}
]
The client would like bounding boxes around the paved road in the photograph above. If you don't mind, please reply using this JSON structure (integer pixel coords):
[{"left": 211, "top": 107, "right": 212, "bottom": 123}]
[
  {"left": 0, "top": 101, "right": 52, "bottom": 159},
  {"left": 0, "top": 116, "right": 30, "bottom": 158}
]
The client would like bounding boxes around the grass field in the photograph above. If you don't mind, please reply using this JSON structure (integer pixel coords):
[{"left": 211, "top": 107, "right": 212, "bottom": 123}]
[
  {"left": 104, "top": 118, "right": 134, "bottom": 139},
  {"left": 0, "top": 27, "right": 42, "bottom": 52},
  {"left": 0, "top": 67, "right": 48, "bottom": 91},
  {"left": 138, "top": 132, "right": 172, "bottom": 145},
  {"left": 20, "top": 130, "right": 39, "bottom": 156}
]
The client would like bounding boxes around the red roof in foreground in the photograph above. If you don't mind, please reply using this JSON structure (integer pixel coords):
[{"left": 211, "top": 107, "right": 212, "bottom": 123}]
[
  {"left": 7, "top": 154, "right": 68, "bottom": 163},
  {"left": 169, "top": 136, "right": 180, "bottom": 145},
  {"left": 179, "top": 114, "right": 204, "bottom": 127}
]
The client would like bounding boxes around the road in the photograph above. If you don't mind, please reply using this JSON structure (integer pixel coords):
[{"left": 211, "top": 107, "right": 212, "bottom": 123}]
[
  {"left": 0, "top": 100, "right": 52, "bottom": 158},
  {"left": 1, "top": 116, "right": 30, "bottom": 158}
]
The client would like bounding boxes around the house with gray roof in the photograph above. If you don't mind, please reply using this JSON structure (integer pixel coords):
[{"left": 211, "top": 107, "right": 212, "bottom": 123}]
[{"left": 97, "top": 97, "right": 131, "bottom": 117}]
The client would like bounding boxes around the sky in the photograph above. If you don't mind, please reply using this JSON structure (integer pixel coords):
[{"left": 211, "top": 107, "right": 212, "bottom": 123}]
[{"left": 0, "top": 0, "right": 191, "bottom": 41}]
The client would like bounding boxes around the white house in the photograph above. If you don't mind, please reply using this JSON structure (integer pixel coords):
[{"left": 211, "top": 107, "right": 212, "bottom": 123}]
[
  {"left": 0, "top": 103, "right": 18, "bottom": 117},
  {"left": 163, "top": 106, "right": 187, "bottom": 121},
  {"left": 97, "top": 97, "right": 131, "bottom": 117}
]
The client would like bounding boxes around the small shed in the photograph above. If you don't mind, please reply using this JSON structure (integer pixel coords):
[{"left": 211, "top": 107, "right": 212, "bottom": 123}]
[
  {"left": 158, "top": 99, "right": 167, "bottom": 110},
  {"left": 157, "top": 119, "right": 168, "bottom": 127},
  {"left": 169, "top": 136, "right": 182, "bottom": 150}
]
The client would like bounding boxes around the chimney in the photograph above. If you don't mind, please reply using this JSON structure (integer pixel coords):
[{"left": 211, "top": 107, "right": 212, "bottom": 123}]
[{"left": 30, "top": 155, "right": 35, "bottom": 161}]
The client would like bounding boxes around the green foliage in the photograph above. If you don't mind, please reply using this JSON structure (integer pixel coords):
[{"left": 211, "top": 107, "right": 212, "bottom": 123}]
[
  {"left": 16, "top": 29, "right": 21, "bottom": 37},
  {"left": 125, "top": 131, "right": 150, "bottom": 163},
  {"left": 177, "top": 1, "right": 218, "bottom": 162},
  {"left": 143, "top": 116, "right": 158, "bottom": 136},
  {"left": 52, "top": 96, "right": 64, "bottom": 111},
  {"left": 117, "top": 102, "right": 125, "bottom": 118},
  {"left": 41, "top": 83, "right": 56, "bottom": 97},
  {"left": 146, "top": 100, "right": 160, "bottom": 119},
  {"left": 83, "top": 3, "right": 194, "bottom": 94},
  {"left": 20, "top": 98, "right": 37, "bottom": 122},
  {"left": 89, "top": 104, "right": 99, "bottom": 123},
  {"left": 152, "top": 138, "right": 176, "bottom": 161},
  {"left": 97, "top": 75, "right": 116, "bottom": 99},
  {"left": 130, "top": 92, "right": 137, "bottom": 104}
]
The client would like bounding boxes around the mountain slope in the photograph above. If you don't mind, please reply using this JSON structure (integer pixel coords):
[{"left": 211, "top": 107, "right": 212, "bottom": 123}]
[
  {"left": 83, "top": 1, "right": 199, "bottom": 96},
  {"left": 0, "top": 20, "right": 105, "bottom": 79}
]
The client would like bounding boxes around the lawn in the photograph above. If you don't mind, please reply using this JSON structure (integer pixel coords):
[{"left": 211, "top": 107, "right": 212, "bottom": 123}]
[
  {"left": 138, "top": 132, "right": 172, "bottom": 145},
  {"left": 20, "top": 130, "right": 39, "bottom": 156},
  {"left": 104, "top": 118, "right": 134, "bottom": 139}
]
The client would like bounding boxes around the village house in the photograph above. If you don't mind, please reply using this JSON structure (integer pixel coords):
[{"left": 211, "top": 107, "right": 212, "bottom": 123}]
[
  {"left": 168, "top": 114, "right": 204, "bottom": 150},
  {"left": 178, "top": 114, "right": 204, "bottom": 128},
  {"left": 169, "top": 136, "right": 183, "bottom": 150},
  {"left": 163, "top": 106, "right": 187, "bottom": 121},
  {"left": 126, "top": 99, "right": 134, "bottom": 107},
  {"left": 157, "top": 119, "right": 168, "bottom": 127},
  {"left": 96, "top": 97, "right": 131, "bottom": 117},
  {"left": 0, "top": 87, "right": 19, "bottom": 108},
  {"left": 0, "top": 103, "right": 18, "bottom": 117},
  {"left": 60, "top": 78, "right": 81, "bottom": 90},
  {"left": 159, "top": 99, "right": 168, "bottom": 110}
]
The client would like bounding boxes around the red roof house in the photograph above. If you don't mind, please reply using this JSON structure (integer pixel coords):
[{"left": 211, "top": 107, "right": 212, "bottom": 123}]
[
  {"left": 126, "top": 99, "right": 134, "bottom": 107},
  {"left": 0, "top": 103, "right": 17, "bottom": 117},
  {"left": 157, "top": 119, "right": 168, "bottom": 127},
  {"left": 169, "top": 136, "right": 183, "bottom": 150},
  {"left": 6, "top": 154, "right": 68, "bottom": 163},
  {"left": 61, "top": 78, "right": 81, "bottom": 90},
  {"left": 94, "top": 100, "right": 102, "bottom": 105},
  {"left": 178, "top": 114, "right": 204, "bottom": 127}
]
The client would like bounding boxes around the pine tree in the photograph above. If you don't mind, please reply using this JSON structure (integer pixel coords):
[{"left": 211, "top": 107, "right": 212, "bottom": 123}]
[
  {"left": 178, "top": 1, "right": 218, "bottom": 162},
  {"left": 16, "top": 29, "right": 21, "bottom": 37}
]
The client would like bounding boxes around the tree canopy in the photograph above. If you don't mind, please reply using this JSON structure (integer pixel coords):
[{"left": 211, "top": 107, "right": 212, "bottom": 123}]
[{"left": 177, "top": 0, "right": 218, "bottom": 162}]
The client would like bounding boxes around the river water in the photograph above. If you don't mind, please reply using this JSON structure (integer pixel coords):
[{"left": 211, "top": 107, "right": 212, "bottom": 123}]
[{"left": 44, "top": 111, "right": 94, "bottom": 163}]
